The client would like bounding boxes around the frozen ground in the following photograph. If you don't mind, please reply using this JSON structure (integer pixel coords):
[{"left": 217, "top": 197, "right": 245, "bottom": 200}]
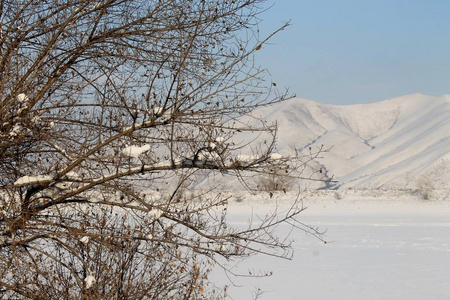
[{"left": 211, "top": 191, "right": 450, "bottom": 299}]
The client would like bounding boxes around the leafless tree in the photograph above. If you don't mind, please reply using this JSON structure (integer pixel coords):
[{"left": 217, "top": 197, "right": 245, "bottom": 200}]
[{"left": 0, "top": 0, "right": 326, "bottom": 298}]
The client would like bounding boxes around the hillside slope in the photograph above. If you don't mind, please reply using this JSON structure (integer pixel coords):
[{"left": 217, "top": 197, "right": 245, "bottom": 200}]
[{"left": 243, "top": 93, "right": 450, "bottom": 190}]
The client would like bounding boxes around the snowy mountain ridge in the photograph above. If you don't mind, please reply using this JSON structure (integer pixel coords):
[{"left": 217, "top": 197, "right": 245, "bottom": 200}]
[{"left": 246, "top": 93, "right": 450, "bottom": 190}]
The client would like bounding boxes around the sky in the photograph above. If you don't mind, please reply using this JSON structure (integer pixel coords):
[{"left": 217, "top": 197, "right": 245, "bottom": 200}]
[{"left": 256, "top": 0, "right": 450, "bottom": 105}]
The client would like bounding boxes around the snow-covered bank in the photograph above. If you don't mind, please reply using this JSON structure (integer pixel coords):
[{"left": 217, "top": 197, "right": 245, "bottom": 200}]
[{"left": 221, "top": 189, "right": 450, "bottom": 212}]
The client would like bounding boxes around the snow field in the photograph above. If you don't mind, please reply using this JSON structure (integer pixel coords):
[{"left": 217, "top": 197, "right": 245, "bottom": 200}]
[{"left": 210, "top": 191, "right": 450, "bottom": 299}]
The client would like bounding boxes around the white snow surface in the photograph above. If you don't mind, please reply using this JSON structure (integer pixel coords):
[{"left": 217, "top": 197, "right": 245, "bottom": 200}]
[
  {"left": 84, "top": 275, "right": 96, "bottom": 288},
  {"left": 237, "top": 93, "right": 450, "bottom": 190},
  {"left": 210, "top": 190, "right": 450, "bottom": 300},
  {"left": 152, "top": 107, "right": 164, "bottom": 115},
  {"left": 16, "top": 93, "right": 29, "bottom": 103},
  {"left": 14, "top": 175, "right": 53, "bottom": 186},
  {"left": 122, "top": 144, "right": 151, "bottom": 157},
  {"left": 270, "top": 153, "right": 282, "bottom": 160},
  {"left": 9, "top": 125, "right": 22, "bottom": 137},
  {"left": 79, "top": 236, "right": 89, "bottom": 244},
  {"left": 148, "top": 208, "right": 163, "bottom": 220},
  {"left": 235, "top": 154, "right": 259, "bottom": 162}
]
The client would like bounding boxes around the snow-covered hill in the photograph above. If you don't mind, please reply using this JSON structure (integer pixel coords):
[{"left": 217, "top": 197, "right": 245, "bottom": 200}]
[{"left": 244, "top": 93, "right": 450, "bottom": 190}]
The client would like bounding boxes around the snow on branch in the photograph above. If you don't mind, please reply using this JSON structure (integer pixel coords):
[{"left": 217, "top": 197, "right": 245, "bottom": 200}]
[
  {"left": 121, "top": 144, "right": 151, "bottom": 157},
  {"left": 14, "top": 175, "right": 53, "bottom": 187}
]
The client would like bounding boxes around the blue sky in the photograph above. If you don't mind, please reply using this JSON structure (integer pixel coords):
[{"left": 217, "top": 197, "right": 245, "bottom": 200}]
[{"left": 256, "top": 0, "right": 450, "bottom": 104}]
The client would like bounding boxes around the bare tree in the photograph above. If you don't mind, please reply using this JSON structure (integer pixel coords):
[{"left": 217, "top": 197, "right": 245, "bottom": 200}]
[{"left": 0, "top": 0, "right": 326, "bottom": 298}]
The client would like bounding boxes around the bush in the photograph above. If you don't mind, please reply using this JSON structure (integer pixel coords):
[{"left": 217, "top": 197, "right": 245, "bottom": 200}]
[
  {"left": 415, "top": 175, "right": 435, "bottom": 200},
  {"left": 257, "top": 172, "right": 294, "bottom": 192}
]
